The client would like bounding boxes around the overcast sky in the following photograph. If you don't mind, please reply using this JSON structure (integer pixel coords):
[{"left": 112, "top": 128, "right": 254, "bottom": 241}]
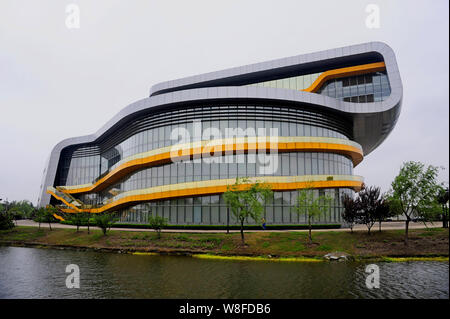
[{"left": 0, "top": 0, "right": 448, "bottom": 204}]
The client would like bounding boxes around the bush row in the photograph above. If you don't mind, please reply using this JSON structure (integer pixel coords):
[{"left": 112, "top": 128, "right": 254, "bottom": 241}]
[{"left": 59, "top": 220, "right": 340, "bottom": 230}]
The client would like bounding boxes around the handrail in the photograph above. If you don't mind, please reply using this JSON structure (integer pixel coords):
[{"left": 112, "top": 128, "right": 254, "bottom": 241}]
[
  {"left": 57, "top": 137, "right": 363, "bottom": 195},
  {"left": 51, "top": 175, "right": 363, "bottom": 214}
]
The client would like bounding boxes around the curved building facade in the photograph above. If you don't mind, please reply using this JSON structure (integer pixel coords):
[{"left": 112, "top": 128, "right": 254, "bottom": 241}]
[{"left": 38, "top": 42, "right": 402, "bottom": 226}]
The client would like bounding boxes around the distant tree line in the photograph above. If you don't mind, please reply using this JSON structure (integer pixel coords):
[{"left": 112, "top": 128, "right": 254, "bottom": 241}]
[{"left": 0, "top": 200, "right": 60, "bottom": 230}]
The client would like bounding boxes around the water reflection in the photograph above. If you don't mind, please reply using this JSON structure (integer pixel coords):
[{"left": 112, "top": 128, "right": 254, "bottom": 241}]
[{"left": 0, "top": 247, "right": 448, "bottom": 299}]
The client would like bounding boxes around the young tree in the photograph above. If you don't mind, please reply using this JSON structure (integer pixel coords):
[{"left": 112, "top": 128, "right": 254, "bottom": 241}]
[
  {"left": 341, "top": 194, "right": 360, "bottom": 233},
  {"left": 223, "top": 177, "right": 273, "bottom": 245},
  {"left": 358, "top": 186, "right": 381, "bottom": 235},
  {"left": 84, "top": 212, "right": 92, "bottom": 234},
  {"left": 148, "top": 215, "right": 168, "bottom": 239},
  {"left": 94, "top": 213, "right": 117, "bottom": 236},
  {"left": 373, "top": 197, "right": 391, "bottom": 232},
  {"left": 293, "top": 187, "right": 332, "bottom": 243},
  {"left": 43, "top": 205, "right": 59, "bottom": 231},
  {"left": 65, "top": 213, "right": 85, "bottom": 232},
  {"left": 35, "top": 207, "right": 46, "bottom": 230},
  {"left": 388, "top": 161, "right": 443, "bottom": 245}
]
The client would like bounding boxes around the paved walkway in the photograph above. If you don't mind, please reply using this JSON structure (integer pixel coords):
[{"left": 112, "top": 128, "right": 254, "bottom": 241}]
[{"left": 16, "top": 219, "right": 442, "bottom": 233}]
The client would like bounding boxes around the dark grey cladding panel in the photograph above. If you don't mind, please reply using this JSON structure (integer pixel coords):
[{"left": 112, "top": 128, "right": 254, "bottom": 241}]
[
  {"left": 38, "top": 42, "right": 402, "bottom": 207},
  {"left": 149, "top": 51, "right": 384, "bottom": 96},
  {"left": 149, "top": 42, "right": 390, "bottom": 96}
]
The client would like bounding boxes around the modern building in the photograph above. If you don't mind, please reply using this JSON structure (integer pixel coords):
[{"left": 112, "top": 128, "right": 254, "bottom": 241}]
[{"left": 38, "top": 42, "right": 402, "bottom": 226}]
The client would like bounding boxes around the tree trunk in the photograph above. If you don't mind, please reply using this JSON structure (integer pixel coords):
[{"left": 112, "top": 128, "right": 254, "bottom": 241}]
[
  {"left": 379, "top": 221, "right": 382, "bottom": 232},
  {"left": 226, "top": 208, "right": 229, "bottom": 234},
  {"left": 443, "top": 205, "right": 448, "bottom": 229},
  {"left": 48, "top": 221, "right": 52, "bottom": 231},
  {"left": 445, "top": 207, "right": 449, "bottom": 228},
  {"left": 87, "top": 220, "right": 90, "bottom": 234},
  {"left": 405, "top": 218, "right": 410, "bottom": 245},
  {"left": 77, "top": 224, "right": 79, "bottom": 232},
  {"left": 308, "top": 216, "right": 312, "bottom": 243},
  {"left": 240, "top": 219, "right": 245, "bottom": 245}
]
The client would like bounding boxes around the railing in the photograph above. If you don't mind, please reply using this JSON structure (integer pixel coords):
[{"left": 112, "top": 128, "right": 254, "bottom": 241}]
[{"left": 47, "top": 186, "right": 84, "bottom": 209}]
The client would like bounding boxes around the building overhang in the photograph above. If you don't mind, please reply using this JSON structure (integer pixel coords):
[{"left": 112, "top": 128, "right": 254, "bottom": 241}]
[{"left": 38, "top": 41, "right": 402, "bottom": 207}]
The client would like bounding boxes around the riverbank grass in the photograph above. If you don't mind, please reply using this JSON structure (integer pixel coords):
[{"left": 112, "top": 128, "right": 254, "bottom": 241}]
[{"left": 0, "top": 226, "right": 448, "bottom": 259}]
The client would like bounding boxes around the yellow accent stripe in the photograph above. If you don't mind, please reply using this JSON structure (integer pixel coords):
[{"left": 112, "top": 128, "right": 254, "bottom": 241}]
[
  {"left": 52, "top": 175, "right": 363, "bottom": 214},
  {"left": 193, "top": 254, "right": 323, "bottom": 262},
  {"left": 303, "top": 62, "right": 386, "bottom": 93},
  {"left": 47, "top": 190, "right": 83, "bottom": 212},
  {"left": 53, "top": 213, "right": 65, "bottom": 221},
  {"left": 58, "top": 137, "right": 363, "bottom": 195},
  {"left": 54, "top": 62, "right": 383, "bottom": 198}
]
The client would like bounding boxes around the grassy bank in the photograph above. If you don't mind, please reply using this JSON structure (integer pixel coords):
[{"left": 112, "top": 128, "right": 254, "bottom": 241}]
[{"left": 0, "top": 226, "right": 448, "bottom": 260}]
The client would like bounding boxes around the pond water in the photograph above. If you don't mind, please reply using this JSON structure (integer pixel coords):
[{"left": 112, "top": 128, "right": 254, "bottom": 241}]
[{"left": 0, "top": 246, "right": 447, "bottom": 299}]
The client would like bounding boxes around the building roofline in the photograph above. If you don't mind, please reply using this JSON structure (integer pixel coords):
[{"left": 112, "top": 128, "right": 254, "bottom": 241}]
[
  {"left": 38, "top": 41, "right": 402, "bottom": 207},
  {"left": 149, "top": 41, "right": 398, "bottom": 97}
]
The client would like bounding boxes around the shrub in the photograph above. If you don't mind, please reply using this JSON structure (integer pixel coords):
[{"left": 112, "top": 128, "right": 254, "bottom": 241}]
[
  {"left": 98, "top": 223, "right": 342, "bottom": 230},
  {"left": 64, "top": 213, "right": 85, "bottom": 232},
  {"left": 94, "top": 213, "right": 117, "bottom": 236},
  {"left": 0, "top": 211, "right": 14, "bottom": 230},
  {"left": 342, "top": 194, "right": 359, "bottom": 233},
  {"left": 148, "top": 215, "right": 168, "bottom": 239}
]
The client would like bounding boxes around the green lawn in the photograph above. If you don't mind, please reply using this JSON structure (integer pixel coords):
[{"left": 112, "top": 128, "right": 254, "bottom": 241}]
[{"left": 0, "top": 226, "right": 448, "bottom": 259}]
